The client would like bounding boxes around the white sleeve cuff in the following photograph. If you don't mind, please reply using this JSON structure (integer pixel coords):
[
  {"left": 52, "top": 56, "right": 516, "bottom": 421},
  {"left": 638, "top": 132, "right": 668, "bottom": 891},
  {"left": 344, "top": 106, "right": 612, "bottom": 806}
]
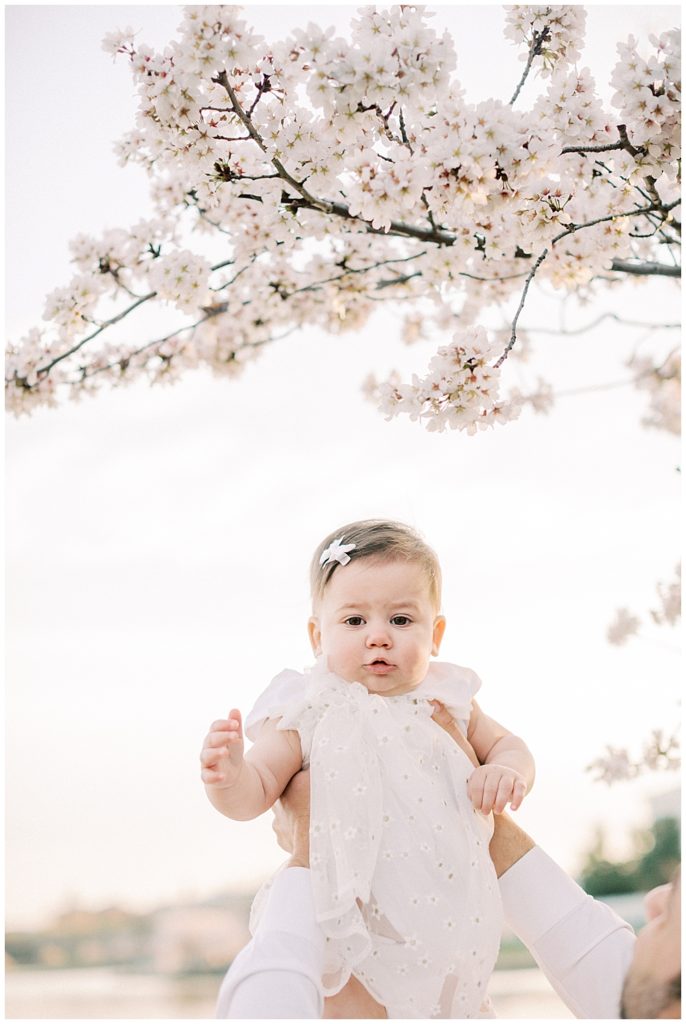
[
  {"left": 215, "top": 867, "right": 325, "bottom": 1019},
  {"left": 259, "top": 866, "right": 326, "bottom": 953},
  {"left": 499, "top": 846, "right": 590, "bottom": 946},
  {"left": 499, "top": 846, "right": 635, "bottom": 1018}
]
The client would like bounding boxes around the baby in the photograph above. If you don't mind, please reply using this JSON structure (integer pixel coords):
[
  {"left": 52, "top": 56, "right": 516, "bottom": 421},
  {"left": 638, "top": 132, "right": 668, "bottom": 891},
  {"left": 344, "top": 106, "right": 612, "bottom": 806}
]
[{"left": 201, "top": 520, "right": 534, "bottom": 1018}]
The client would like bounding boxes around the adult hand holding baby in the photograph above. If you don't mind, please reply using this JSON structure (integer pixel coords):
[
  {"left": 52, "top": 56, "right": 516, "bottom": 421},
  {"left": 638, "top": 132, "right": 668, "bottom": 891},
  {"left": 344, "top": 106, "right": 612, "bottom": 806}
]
[
  {"left": 272, "top": 770, "right": 311, "bottom": 870},
  {"left": 430, "top": 700, "right": 527, "bottom": 813}
]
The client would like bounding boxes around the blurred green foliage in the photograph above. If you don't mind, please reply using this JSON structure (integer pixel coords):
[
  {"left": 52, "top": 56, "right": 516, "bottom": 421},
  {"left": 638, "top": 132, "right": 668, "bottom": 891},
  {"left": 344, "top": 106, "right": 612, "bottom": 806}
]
[{"left": 579, "top": 816, "right": 680, "bottom": 896}]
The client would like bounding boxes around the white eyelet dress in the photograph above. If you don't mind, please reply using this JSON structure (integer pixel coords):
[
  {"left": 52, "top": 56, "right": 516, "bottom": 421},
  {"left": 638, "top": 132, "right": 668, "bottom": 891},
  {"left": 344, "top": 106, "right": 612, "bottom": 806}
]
[{"left": 244, "top": 660, "right": 503, "bottom": 1019}]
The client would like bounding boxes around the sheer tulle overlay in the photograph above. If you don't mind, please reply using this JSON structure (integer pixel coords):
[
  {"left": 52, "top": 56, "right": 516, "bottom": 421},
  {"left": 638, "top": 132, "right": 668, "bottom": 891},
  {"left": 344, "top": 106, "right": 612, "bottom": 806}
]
[{"left": 245, "top": 661, "right": 503, "bottom": 1018}]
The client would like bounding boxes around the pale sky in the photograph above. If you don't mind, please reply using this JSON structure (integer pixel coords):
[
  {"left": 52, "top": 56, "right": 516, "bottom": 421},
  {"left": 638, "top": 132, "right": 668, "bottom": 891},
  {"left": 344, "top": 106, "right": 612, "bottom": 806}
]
[{"left": 5, "top": 4, "right": 681, "bottom": 929}]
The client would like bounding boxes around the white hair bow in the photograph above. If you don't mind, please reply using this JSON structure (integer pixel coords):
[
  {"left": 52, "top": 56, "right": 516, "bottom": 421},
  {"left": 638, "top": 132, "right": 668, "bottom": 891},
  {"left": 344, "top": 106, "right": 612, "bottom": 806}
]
[{"left": 320, "top": 538, "right": 356, "bottom": 567}]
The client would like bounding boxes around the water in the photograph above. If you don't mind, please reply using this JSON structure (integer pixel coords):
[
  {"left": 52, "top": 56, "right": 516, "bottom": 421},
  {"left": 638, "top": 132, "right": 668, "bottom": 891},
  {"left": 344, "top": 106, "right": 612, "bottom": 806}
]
[{"left": 6, "top": 966, "right": 573, "bottom": 1018}]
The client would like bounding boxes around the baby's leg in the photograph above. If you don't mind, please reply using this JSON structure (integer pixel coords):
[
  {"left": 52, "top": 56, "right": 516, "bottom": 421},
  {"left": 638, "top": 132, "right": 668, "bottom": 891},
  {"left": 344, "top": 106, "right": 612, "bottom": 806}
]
[{"left": 323, "top": 975, "right": 387, "bottom": 1018}]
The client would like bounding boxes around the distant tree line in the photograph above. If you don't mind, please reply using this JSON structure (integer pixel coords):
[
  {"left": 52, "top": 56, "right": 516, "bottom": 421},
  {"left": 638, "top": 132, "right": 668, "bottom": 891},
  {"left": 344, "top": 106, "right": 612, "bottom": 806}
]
[{"left": 579, "top": 816, "right": 680, "bottom": 897}]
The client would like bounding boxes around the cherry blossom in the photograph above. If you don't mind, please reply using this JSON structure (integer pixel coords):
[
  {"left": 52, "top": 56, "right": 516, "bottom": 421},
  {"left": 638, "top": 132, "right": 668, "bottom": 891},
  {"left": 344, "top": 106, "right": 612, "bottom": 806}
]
[
  {"left": 5, "top": 5, "right": 680, "bottom": 429},
  {"left": 504, "top": 5, "right": 587, "bottom": 78},
  {"left": 607, "top": 564, "right": 681, "bottom": 646},
  {"left": 377, "top": 326, "right": 521, "bottom": 434},
  {"left": 629, "top": 349, "right": 681, "bottom": 436},
  {"left": 606, "top": 607, "right": 641, "bottom": 646},
  {"left": 587, "top": 731, "right": 680, "bottom": 784},
  {"left": 650, "top": 564, "right": 681, "bottom": 628}
]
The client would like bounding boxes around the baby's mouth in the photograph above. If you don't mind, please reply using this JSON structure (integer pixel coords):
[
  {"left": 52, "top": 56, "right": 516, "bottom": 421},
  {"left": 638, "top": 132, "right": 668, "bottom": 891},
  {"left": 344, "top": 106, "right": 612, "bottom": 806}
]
[{"left": 365, "top": 658, "right": 395, "bottom": 674}]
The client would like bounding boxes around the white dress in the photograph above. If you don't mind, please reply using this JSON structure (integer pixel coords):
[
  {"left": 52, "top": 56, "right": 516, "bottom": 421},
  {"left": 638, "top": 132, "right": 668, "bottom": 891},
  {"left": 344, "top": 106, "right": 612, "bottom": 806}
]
[{"left": 244, "top": 659, "right": 503, "bottom": 1019}]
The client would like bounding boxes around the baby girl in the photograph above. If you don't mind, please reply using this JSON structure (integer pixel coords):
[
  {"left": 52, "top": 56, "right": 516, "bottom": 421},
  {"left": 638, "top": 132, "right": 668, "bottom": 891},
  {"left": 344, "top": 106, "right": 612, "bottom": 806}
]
[{"left": 201, "top": 520, "right": 534, "bottom": 1018}]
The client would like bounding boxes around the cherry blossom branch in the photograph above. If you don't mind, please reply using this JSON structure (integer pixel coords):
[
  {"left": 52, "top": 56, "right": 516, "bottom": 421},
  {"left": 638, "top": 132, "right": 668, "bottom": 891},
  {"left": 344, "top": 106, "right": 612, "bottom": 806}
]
[
  {"left": 592, "top": 158, "right": 680, "bottom": 243},
  {"left": 560, "top": 140, "right": 626, "bottom": 155},
  {"left": 34, "top": 256, "right": 238, "bottom": 380},
  {"left": 541, "top": 360, "right": 678, "bottom": 400},
  {"left": 82, "top": 317, "right": 214, "bottom": 379},
  {"left": 212, "top": 70, "right": 682, "bottom": 271},
  {"left": 522, "top": 312, "right": 680, "bottom": 335},
  {"left": 509, "top": 26, "right": 551, "bottom": 105},
  {"left": 31, "top": 189, "right": 681, "bottom": 388},
  {"left": 8, "top": 11, "right": 681, "bottom": 420},
  {"left": 211, "top": 70, "right": 327, "bottom": 213},
  {"left": 494, "top": 249, "right": 549, "bottom": 367},
  {"left": 211, "top": 70, "right": 461, "bottom": 248},
  {"left": 495, "top": 196, "right": 681, "bottom": 366},
  {"left": 561, "top": 123, "right": 653, "bottom": 159},
  {"left": 36, "top": 291, "right": 156, "bottom": 377},
  {"left": 82, "top": 320, "right": 296, "bottom": 383},
  {"left": 610, "top": 259, "right": 680, "bottom": 278}
]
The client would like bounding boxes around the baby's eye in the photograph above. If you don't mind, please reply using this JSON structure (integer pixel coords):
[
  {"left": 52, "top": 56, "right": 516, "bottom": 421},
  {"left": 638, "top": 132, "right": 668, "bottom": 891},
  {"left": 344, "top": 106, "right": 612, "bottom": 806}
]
[
  {"left": 390, "top": 615, "right": 412, "bottom": 626},
  {"left": 344, "top": 616, "right": 365, "bottom": 626}
]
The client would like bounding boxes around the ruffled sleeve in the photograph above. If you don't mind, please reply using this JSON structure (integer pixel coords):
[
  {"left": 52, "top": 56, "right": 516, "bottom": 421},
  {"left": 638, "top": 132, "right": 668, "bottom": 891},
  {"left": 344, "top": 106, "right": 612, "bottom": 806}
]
[
  {"left": 415, "top": 660, "right": 482, "bottom": 732},
  {"left": 244, "top": 668, "right": 307, "bottom": 741}
]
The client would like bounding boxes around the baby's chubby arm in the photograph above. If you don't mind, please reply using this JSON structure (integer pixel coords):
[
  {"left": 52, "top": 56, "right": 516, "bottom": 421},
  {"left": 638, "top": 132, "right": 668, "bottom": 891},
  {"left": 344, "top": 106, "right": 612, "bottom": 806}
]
[
  {"left": 200, "top": 709, "right": 302, "bottom": 821},
  {"left": 466, "top": 701, "right": 535, "bottom": 815}
]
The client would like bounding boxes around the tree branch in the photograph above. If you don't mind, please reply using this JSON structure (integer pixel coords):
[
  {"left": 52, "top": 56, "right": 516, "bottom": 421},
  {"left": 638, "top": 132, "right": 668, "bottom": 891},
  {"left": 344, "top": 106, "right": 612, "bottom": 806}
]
[
  {"left": 36, "top": 291, "right": 156, "bottom": 377},
  {"left": 493, "top": 196, "right": 681, "bottom": 367},
  {"left": 509, "top": 26, "right": 550, "bottom": 106},
  {"left": 561, "top": 140, "right": 625, "bottom": 155},
  {"left": 211, "top": 71, "right": 683, "bottom": 266},
  {"left": 610, "top": 258, "right": 681, "bottom": 278},
  {"left": 494, "top": 248, "right": 549, "bottom": 368},
  {"left": 551, "top": 198, "right": 681, "bottom": 246},
  {"left": 521, "top": 312, "right": 680, "bottom": 336},
  {"left": 211, "top": 70, "right": 329, "bottom": 213},
  {"left": 26, "top": 71, "right": 682, "bottom": 392}
]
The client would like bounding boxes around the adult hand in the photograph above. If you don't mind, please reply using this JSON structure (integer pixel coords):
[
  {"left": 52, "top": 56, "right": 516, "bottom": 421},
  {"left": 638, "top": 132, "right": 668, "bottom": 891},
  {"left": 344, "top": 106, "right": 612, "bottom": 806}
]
[
  {"left": 429, "top": 700, "right": 480, "bottom": 767},
  {"left": 272, "top": 769, "right": 311, "bottom": 868},
  {"left": 430, "top": 700, "right": 535, "bottom": 876}
]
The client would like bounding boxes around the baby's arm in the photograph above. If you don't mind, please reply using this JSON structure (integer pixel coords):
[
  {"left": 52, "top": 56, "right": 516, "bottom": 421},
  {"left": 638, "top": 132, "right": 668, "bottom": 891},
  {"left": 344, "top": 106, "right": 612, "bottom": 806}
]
[
  {"left": 200, "top": 709, "right": 302, "bottom": 821},
  {"left": 466, "top": 700, "right": 535, "bottom": 815}
]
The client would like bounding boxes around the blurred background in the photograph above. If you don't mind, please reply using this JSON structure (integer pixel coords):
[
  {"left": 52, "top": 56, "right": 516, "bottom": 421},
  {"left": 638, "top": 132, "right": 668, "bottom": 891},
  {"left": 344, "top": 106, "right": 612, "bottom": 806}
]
[{"left": 5, "top": 3, "right": 681, "bottom": 1018}]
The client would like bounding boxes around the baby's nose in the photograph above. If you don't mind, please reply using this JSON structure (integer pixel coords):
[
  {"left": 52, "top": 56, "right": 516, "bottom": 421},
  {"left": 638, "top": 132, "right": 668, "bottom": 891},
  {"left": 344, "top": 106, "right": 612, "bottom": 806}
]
[{"left": 366, "top": 628, "right": 391, "bottom": 647}]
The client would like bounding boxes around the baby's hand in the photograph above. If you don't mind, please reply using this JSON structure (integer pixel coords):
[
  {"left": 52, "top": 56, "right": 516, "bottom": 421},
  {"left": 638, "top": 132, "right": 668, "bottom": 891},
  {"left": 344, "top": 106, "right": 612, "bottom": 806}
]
[
  {"left": 467, "top": 763, "right": 527, "bottom": 814},
  {"left": 199, "top": 709, "right": 244, "bottom": 789}
]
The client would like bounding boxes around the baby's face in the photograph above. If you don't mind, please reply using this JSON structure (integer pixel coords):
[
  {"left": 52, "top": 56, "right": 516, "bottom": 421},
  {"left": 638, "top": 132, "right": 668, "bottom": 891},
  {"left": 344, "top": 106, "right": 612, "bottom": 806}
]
[{"left": 308, "top": 558, "right": 446, "bottom": 696}]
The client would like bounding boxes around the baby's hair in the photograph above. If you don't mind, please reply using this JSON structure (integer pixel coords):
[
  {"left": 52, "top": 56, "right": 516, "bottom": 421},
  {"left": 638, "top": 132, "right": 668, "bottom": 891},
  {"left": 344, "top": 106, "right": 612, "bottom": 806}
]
[{"left": 310, "top": 519, "right": 442, "bottom": 611}]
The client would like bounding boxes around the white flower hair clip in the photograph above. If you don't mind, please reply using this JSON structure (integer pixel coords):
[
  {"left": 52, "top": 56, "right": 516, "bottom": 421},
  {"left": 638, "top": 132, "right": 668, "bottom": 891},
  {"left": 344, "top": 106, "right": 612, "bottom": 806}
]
[{"left": 320, "top": 538, "right": 356, "bottom": 567}]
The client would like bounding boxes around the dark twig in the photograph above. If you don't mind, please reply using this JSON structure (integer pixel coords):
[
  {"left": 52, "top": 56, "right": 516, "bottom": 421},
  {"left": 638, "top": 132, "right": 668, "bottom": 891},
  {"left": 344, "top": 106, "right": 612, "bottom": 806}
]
[
  {"left": 521, "top": 312, "right": 680, "bottom": 336},
  {"left": 494, "top": 249, "right": 549, "bottom": 367},
  {"left": 36, "top": 291, "right": 156, "bottom": 377},
  {"left": 552, "top": 198, "right": 681, "bottom": 246},
  {"left": 561, "top": 140, "right": 626, "bottom": 155},
  {"left": 509, "top": 26, "right": 550, "bottom": 105},
  {"left": 610, "top": 259, "right": 681, "bottom": 278}
]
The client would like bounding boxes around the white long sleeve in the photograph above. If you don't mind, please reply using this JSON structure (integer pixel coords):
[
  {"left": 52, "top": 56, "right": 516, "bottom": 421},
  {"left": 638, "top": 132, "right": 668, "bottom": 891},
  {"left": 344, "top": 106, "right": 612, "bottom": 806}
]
[
  {"left": 215, "top": 867, "right": 325, "bottom": 1019},
  {"left": 499, "top": 847, "right": 636, "bottom": 1018}
]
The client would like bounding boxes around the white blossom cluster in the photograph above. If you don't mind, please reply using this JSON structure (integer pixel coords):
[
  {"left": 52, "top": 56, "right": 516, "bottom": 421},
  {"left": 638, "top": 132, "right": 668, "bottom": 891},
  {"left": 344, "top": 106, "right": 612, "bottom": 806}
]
[
  {"left": 587, "top": 729, "right": 680, "bottom": 784},
  {"left": 610, "top": 30, "right": 681, "bottom": 176},
  {"left": 606, "top": 607, "right": 641, "bottom": 646},
  {"left": 377, "top": 326, "right": 521, "bottom": 434},
  {"left": 629, "top": 349, "right": 681, "bottom": 436},
  {"left": 601, "top": 567, "right": 680, "bottom": 785},
  {"left": 147, "top": 250, "right": 212, "bottom": 313},
  {"left": 504, "top": 5, "right": 587, "bottom": 77},
  {"left": 5, "top": 5, "right": 681, "bottom": 422},
  {"left": 650, "top": 564, "right": 681, "bottom": 628},
  {"left": 607, "top": 564, "right": 681, "bottom": 646}
]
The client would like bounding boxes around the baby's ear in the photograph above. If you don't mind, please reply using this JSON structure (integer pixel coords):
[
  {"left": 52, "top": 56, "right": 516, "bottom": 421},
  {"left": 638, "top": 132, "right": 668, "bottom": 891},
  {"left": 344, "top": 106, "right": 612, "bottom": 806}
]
[
  {"left": 431, "top": 615, "right": 447, "bottom": 656},
  {"left": 307, "top": 616, "right": 322, "bottom": 655}
]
